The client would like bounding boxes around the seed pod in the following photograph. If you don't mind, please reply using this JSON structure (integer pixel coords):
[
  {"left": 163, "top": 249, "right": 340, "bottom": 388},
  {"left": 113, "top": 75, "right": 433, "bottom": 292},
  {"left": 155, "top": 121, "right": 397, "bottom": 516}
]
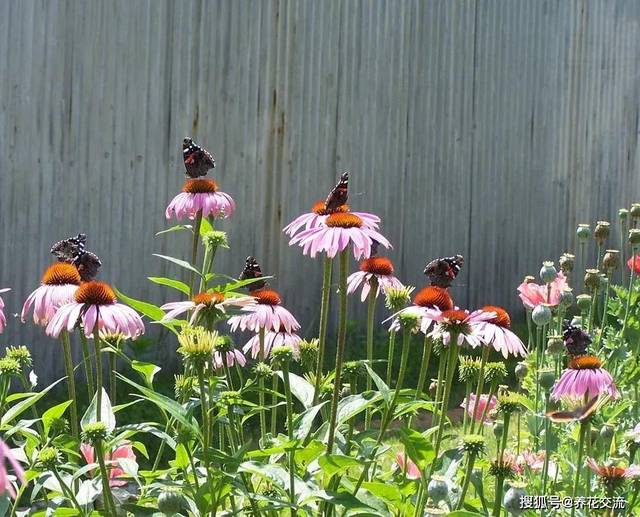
[
  {"left": 583, "top": 269, "right": 600, "bottom": 292},
  {"left": 576, "top": 224, "right": 591, "bottom": 241},
  {"left": 559, "top": 253, "right": 575, "bottom": 273},
  {"left": 602, "top": 249, "right": 620, "bottom": 272},
  {"left": 594, "top": 221, "right": 610, "bottom": 244},
  {"left": 576, "top": 294, "right": 592, "bottom": 312},
  {"left": 539, "top": 261, "right": 558, "bottom": 284},
  {"left": 532, "top": 305, "right": 552, "bottom": 326},
  {"left": 630, "top": 203, "right": 640, "bottom": 219}
]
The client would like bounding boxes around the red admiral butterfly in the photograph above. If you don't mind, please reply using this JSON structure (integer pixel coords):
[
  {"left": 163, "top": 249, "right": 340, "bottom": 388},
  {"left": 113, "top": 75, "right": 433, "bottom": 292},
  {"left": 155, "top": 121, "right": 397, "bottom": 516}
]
[
  {"left": 562, "top": 322, "right": 592, "bottom": 357},
  {"left": 424, "top": 255, "right": 464, "bottom": 288},
  {"left": 324, "top": 172, "right": 349, "bottom": 211},
  {"left": 50, "top": 233, "right": 102, "bottom": 281},
  {"left": 546, "top": 395, "right": 606, "bottom": 423},
  {"left": 183, "top": 137, "right": 215, "bottom": 178},
  {"left": 239, "top": 256, "right": 267, "bottom": 290}
]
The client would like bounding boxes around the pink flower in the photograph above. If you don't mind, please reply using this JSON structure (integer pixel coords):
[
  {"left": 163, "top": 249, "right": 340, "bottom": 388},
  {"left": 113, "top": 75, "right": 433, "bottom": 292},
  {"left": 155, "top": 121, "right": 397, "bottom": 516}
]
[
  {"left": 283, "top": 200, "right": 380, "bottom": 238},
  {"left": 243, "top": 331, "right": 302, "bottom": 359},
  {"left": 228, "top": 289, "right": 299, "bottom": 333},
  {"left": 161, "top": 291, "right": 255, "bottom": 323},
  {"left": 346, "top": 257, "right": 404, "bottom": 302},
  {"left": 81, "top": 443, "right": 137, "bottom": 487},
  {"left": 551, "top": 355, "right": 618, "bottom": 401},
  {"left": 46, "top": 281, "right": 144, "bottom": 339},
  {"left": 475, "top": 306, "right": 528, "bottom": 358},
  {"left": 165, "top": 178, "right": 235, "bottom": 220},
  {"left": 0, "top": 288, "right": 9, "bottom": 334},
  {"left": 213, "top": 347, "right": 246, "bottom": 369},
  {"left": 0, "top": 440, "right": 24, "bottom": 499},
  {"left": 395, "top": 452, "right": 421, "bottom": 479},
  {"left": 517, "top": 272, "right": 569, "bottom": 309},
  {"left": 586, "top": 457, "right": 640, "bottom": 482},
  {"left": 461, "top": 393, "right": 497, "bottom": 423},
  {"left": 517, "top": 450, "right": 556, "bottom": 477},
  {"left": 628, "top": 256, "right": 640, "bottom": 274},
  {"left": 288, "top": 212, "right": 391, "bottom": 260},
  {"left": 429, "top": 309, "right": 495, "bottom": 348},
  {"left": 21, "top": 263, "right": 81, "bottom": 326}
]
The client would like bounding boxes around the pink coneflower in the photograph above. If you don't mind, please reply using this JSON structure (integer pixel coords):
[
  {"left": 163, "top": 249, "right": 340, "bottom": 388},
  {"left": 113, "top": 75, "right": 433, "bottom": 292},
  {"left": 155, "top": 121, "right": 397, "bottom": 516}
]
[
  {"left": 429, "top": 309, "right": 495, "bottom": 348},
  {"left": 476, "top": 306, "right": 527, "bottom": 358},
  {"left": 461, "top": 393, "right": 497, "bottom": 423},
  {"left": 213, "top": 347, "right": 246, "bottom": 369},
  {"left": 46, "top": 281, "right": 145, "bottom": 339},
  {"left": 165, "top": 178, "right": 235, "bottom": 220},
  {"left": 388, "top": 286, "right": 455, "bottom": 333},
  {"left": 395, "top": 452, "right": 421, "bottom": 479},
  {"left": 228, "top": 288, "right": 299, "bottom": 333},
  {"left": 346, "top": 257, "right": 404, "bottom": 302},
  {"left": 0, "top": 288, "right": 9, "bottom": 334},
  {"left": 517, "top": 450, "right": 557, "bottom": 477},
  {"left": 161, "top": 291, "right": 255, "bottom": 324},
  {"left": 283, "top": 200, "right": 381, "bottom": 237},
  {"left": 288, "top": 212, "right": 391, "bottom": 260},
  {"left": 551, "top": 355, "right": 618, "bottom": 401},
  {"left": 21, "top": 263, "right": 81, "bottom": 326},
  {"left": 517, "top": 273, "right": 569, "bottom": 309},
  {"left": 586, "top": 457, "right": 640, "bottom": 490},
  {"left": 243, "top": 331, "right": 302, "bottom": 359},
  {"left": 81, "top": 442, "right": 137, "bottom": 487},
  {"left": 0, "top": 440, "right": 24, "bottom": 499}
]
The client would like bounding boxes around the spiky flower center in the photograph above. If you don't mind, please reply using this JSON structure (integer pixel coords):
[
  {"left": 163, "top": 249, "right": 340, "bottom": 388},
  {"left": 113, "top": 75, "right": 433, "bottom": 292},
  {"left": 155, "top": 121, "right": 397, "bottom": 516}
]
[
  {"left": 325, "top": 212, "right": 363, "bottom": 228},
  {"left": 251, "top": 288, "right": 281, "bottom": 305},
  {"left": 414, "top": 286, "right": 453, "bottom": 311},
  {"left": 42, "top": 263, "right": 81, "bottom": 286},
  {"left": 183, "top": 178, "right": 218, "bottom": 194},
  {"left": 482, "top": 305, "right": 511, "bottom": 329},
  {"left": 75, "top": 281, "right": 116, "bottom": 306},
  {"left": 192, "top": 291, "right": 225, "bottom": 306},
  {"left": 442, "top": 309, "right": 469, "bottom": 323},
  {"left": 311, "top": 200, "right": 349, "bottom": 216},
  {"left": 568, "top": 355, "right": 602, "bottom": 370},
  {"left": 360, "top": 256, "right": 394, "bottom": 276}
]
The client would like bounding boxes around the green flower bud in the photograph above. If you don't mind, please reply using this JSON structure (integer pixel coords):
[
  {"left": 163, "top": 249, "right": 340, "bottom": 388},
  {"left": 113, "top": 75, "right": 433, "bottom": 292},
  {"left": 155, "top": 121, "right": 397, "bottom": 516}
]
[
  {"left": 629, "top": 229, "right": 640, "bottom": 246},
  {"left": 0, "top": 358, "right": 21, "bottom": 377},
  {"left": 270, "top": 345, "right": 294, "bottom": 368},
  {"left": 202, "top": 230, "right": 229, "bottom": 250},
  {"left": 174, "top": 374, "right": 196, "bottom": 400},
  {"left": 631, "top": 204, "right": 640, "bottom": 219},
  {"left": 5, "top": 346, "right": 32, "bottom": 368},
  {"left": 489, "top": 458, "right": 516, "bottom": 479},
  {"left": 177, "top": 327, "right": 217, "bottom": 366},
  {"left": 485, "top": 362, "right": 508, "bottom": 384},
  {"left": 343, "top": 360, "right": 366, "bottom": 379},
  {"left": 514, "top": 362, "right": 528, "bottom": 381},
  {"left": 546, "top": 335, "right": 564, "bottom": 356},
  {"left": 458, "top": 356, "right": 481, "bottom": 383},
  {"left": 559, "top": 253, "right": 575, "bottom": 273},
  {"left": 253, "top": 362, "right": 274, "bottom": 379},
  {"left": 576, "top": 224, "right": 591, "bottom": 241},
  {"left": 503, "top": 482, "right": 528, "bottom": 516},
  {"left": 157, "top": 488, "right": 184, "bottom": 515},
  {"left": 576, "top": 294, "right": 592, "bottom": 312},
  {"left": 398, "top": 311, "right": 420, "bottom": 332},
  {"left": 37, "top": 447, "right": 60, "bottom": 469},
  {"left": 531, "top": 305, "right": 552, "bottom": 326},
  {"left": 493, "top": 421, "right": 504, "bottom": 440},
  {"left": 497, "top": 392, "right": 522, "bottom": 414},
  {"left": 619, "top": 208, "right": 629, "bottom": 221},
  {"left": 539, "top": 261, "right": 558, "bottom": 284},
  {"left": 298, "top": 339, "right": 319, "bottom": 371},
  {"left": 538, "top": 368, "right": 556, "bottom": 391},
  {"left": 460, "top": 434, "right": 486, "bottom": 456},
  {"left": 384, "top": 286, "right": 415, "bottom": 312},
  {"left": 559, "top": 289, "right": 574, "bottom": 308},
  {"left": 81, "top": 422, "right": 109, "bottom": 445},
  {"left": 218, "top": 390, "right": 242, "bottom": 407}
]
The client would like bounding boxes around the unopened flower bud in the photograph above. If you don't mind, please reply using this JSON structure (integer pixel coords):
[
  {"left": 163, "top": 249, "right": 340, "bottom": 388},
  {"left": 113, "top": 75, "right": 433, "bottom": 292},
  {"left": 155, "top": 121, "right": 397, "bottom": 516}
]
[
  {"left": 538, "top": 368, "right": 556, "bottom": 390},
  {"left": 429, "top": 379, "right": 440, "bottom": 398},
  {"left": 158, "top": 488, "right": 184, "bottom": 515},
  {"left": 629, "top": 229, "right": 640, "bottom": 247},
  {"left": 37, "top": 447, "right": 60, "bottom": 469},
  {"left": 427, "top": 475, "right": 449, "bottom": 504},
  {"left": 539, "top": 262, "right": 558, "bottom": 284},
  {"left": 559, "top": 289, "right": 574, "bottom": 308},
  {"left": 5, "top": 346, "right": 32, "bottom": 369},
  {"left": 202, "top": 230, "right": 229, "bottom": 250},
  {"left": 576, "top": 224, "right": 591, "bottom": 241},
  {"left": 343, "top": 360, "right": 366, "bottom": 379},
  {"left": 81, "top": 422, "right": 109, "bottom": 445},
  {"left": 619, "top": 208, "right": 629, "bottom": 222},
  {"left": 559, "top": 253, "right": 575, "bottom": 273},
  {"left": 385, "top": 286, "right": 415, "bottom": 312},
  {"left": 546, "top": 336, "right": 564, "bottom": 356},
  {"left": 253, "top": 362, "right": 274, "bottom": 379},
  {"left": 514, "top": 362, "right": 528, "bottom": 381},
  {"left": 603, "top": 250, "right": 620, "bottom": 272},
  {"left": 594, "top": 221, "right": 610, "bottom": 243},
  {"left": 503, "top": 482, "right": 528, "bottom": 516},
  {"left": 532, "top": 305, "right": 552, "bottom": 326},
  {"left": 576, "top": 294, "right": 592, "bottom": 312},
  {"left": 398, "top": 311, "right": 419, "bottom": 332},
  {"left": 0, "top": 358, "right": 21, "bottom": 377},
  {"left": 460, "top": 434, "right": 486, "bottom": 456},
  {"left": 493, "top": 421, "right": 504, "bottom": 440},
  {"left": 485, "top": 362, "right": 508, "bottom": 384},
  {"left": 631, "top": 203, "right": 640, "bottom": 219},
  {"left": 298, "top": 339, "right": 318, "bottom": 371},
  {"left": 270, "top": 345, "right": 294, "bottom": 368},
  {"left": 584, "top": 269, "right": 600, "bottom": 292}
]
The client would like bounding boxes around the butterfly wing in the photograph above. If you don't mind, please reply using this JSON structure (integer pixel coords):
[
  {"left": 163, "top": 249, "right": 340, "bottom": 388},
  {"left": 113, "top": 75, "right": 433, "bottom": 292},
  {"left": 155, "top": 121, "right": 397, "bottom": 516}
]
[
  {"left": 239, "top": 256, "right": 266, "bottom": 290},
  {"left": 50, "top": 234, "right": 86, "bottom": 263},
  {"left": 77, "top": 251, "right": 102, "bottom": 282},
  {"left": 424, "top": 254, "right": 464, "bottom": 288},
  {"left": 546, "top": 396, "right": 602, "bottom": 423},
  {"left": 324, "top": 172, "right": 349, "bottom": 211},
  {"left": 183, "top": 137, "right": 215, "bottom": 178}
]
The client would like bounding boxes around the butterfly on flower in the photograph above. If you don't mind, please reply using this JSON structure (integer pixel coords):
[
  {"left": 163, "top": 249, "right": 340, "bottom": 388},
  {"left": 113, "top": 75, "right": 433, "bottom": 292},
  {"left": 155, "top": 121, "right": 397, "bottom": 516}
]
[
  {"left": 546, "top": 395, "right": 608, "bottom": 423},
  {"left": 183, "top": 137, "right": 215, "bottom": 178},
  {"left": 562, "top": 322, "right": 592, "bottom": 357},
  {"left": 50, "top": 234, "right": 102, "bottom": 281},
  {"left": 324, "top": 172, "right": 349, "bottom": 211},
  {"left": 239, "top": 256, "right": 267, "bottom": 291},
  {"left": 424, "top": 255, "right": 464, "bottom": 288}
]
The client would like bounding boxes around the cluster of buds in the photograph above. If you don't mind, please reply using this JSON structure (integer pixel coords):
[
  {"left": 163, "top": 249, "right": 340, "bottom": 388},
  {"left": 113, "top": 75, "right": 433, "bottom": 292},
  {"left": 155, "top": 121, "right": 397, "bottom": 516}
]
[{"left": 485, "top": 362, "right": 508, "bottom": 385}]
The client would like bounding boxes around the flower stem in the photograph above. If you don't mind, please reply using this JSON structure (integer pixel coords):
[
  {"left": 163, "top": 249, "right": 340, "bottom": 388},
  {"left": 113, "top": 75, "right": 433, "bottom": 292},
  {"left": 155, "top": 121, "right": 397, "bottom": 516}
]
[
  {"left": 270, "top": 373, "right": 278, "bottom": 436},
  {"left": 570, "top": 420, "right": 588, "bottom": 517},
  {"left": 93, "top": 326, "right": 103, "bottom": 421},
  {"left": 385, "top": 329, "right": 397, "bottom": 387},
  {"left": 282, "top": 362, "right": 297, "bottom": 516},
  {"left": 470, "top": 345, "right": 490, "bottom": 433},
  {"left": 189, "top": 210, "right": 203, "bottom": 296},
  {"left": 456, "top": 451, "right": 478, "bottom": 510},
  {"left": 108, "top": 346, "right": 117, "bottom": 406},
  {"left": 60, "top": 331, "right": 78, "bottom": 439},
  {"left": 432, "top": 350, "right": 447, "bottom": 428},
  {"left": 326, "top": 250, "right": 349, "bottom": 454},
  {"left": 409, "top": 335, "right": 432, "bottom": 430},
  {"left": 95, "top": 441, "right": 117, "bottom": 515},
  {"left": 79, "top": 331, "right": 95, "bottom": 400},
  {"left": 51, "top": 467, "right": 83, "bottom": 513},
  {"left": 258, "top": 327, "right": 267, "bottom": 444},
  {"left": 364, "top": 280, "right": 377, "bottom": 429},
  {"left": 313, "top": 257, "right": 333, "bottom": 405}
]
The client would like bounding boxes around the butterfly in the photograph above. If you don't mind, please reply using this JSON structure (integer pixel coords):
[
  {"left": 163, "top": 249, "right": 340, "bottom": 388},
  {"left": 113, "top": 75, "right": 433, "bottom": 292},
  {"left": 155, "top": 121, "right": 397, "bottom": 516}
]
[
  {"left": 423, "top": 255, "right": 464, "bottom": 288},
  {"left": 546, "top": 395, "right": 608, "bottom": 423},
  {"left": 239, "top": 256, "right": 267, "bottom": 291},
  {"left": 324, "top": 172, "right": 349, "bottom": 211},
  {"left": 50, "top": 233, "right": 102, "bottom": 281},
  {"left": 563, "top": 322, "right": 592, "bottom": 357},
  {"left": 183, "top": 137, "right": 215, "bottom": 178}
]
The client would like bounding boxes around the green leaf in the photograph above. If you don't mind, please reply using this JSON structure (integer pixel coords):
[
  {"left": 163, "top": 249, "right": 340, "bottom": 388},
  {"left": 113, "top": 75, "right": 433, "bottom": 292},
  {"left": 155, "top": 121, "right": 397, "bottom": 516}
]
[
  {"left": 221, "top": 276, "right": 274, "bottom": 293},
  {"left": 42, "top": 400, "right": 72, "bottom": 437},
  {"left": 153, "top": 253, "right": 201, "bottom": 276},
  {"left": 317, "top": 455, "right": 361, "bottom": 478},
  {"left": 170, "top": 443, "right": 190, "bottom": 470},
  {"left": 131, "top": 361, "right": 161, "bottom": 387},
  {"left": 156, "top": 224, "right": 192, "bottom": 236},
  {"left": 147, "top": 276, "right": 190, "bottom": 295},
  {"left": 293, "top": 402, "right": 327, "bottom": 440},
  {"left": 336, "top": 394, "right": 382, "bottom": 424},
  {"left": 114, "top": 288, "right": 165, "bottom": 321},
  {"left": 364, "top": 365, "right": 391, "bottom": 403},
  {"left": 81, "top": 388, "right": 116, "bottom": 432},
  {"left": 0, "top": 378, "right": 64, "bottom": 427},
  {"left": 398, "top": 427, "right": 435, "bottom": 471},
  {"left": 199, "top": 216, "right": 213, "bottom": 236},
  {"left": 361, "top": 481, "right": 403, "bottom": 504},
  {"left": 278, "top": 371, "right": 314, "bottom": 409}
]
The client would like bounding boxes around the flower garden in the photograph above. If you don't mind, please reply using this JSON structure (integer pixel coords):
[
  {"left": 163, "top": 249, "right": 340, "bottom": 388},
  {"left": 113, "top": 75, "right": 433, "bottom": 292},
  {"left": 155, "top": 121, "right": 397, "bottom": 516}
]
[{"left": 0, "top": 138, "right": 639, "bottom": 516}]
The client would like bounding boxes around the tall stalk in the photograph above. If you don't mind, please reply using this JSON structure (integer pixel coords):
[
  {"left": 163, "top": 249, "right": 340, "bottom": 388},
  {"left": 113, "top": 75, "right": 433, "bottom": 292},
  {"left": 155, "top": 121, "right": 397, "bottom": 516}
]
[
  {"left": 189, "top": 210, "right": 203, "bottom": 296},
  {"left": 622, "top": 246, "right": 638, "bottom": 335},
  {"left": 258, "top": 327, "right": 267, "bottom": 444},
  {"left": 60, "top": 331, "right": 78, "bottom": 439},
  {"left": 79, "top": 331, "right": 95, "bottom": 400},
  {"left": 385, "top": 329, "right": 397, "bottom": 387},
  {"left": 470, "top": 345, "right": 490, "bottom": 433},
  {"left": 93, "top": 326, "right": 103, "bottom": 421},
  {"left": 326, "top": 250, "right": 349, "bottom": 454},
  {"left": 282, "top": 361, "right": 297, "bottom": 517},
  {"left": 570, "top": 420, "right": 588, "bottom": 517},
  {"left": 364, "top": 279, "right": 378, "bottom": 429},
  {"left": 313, "top": 257, "right": 333, "bottom": 405}
]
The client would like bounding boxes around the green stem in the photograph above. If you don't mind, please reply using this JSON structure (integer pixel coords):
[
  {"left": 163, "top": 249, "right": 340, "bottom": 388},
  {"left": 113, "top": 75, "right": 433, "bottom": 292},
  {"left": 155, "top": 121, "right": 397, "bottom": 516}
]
[
  {"left": 326, "top": 250, "right": 349, "bottom": 454},
  {"left": 282, "top": 362, "right": 297, "bottom": 516},
  {"left": 470, "top": 346, "right": 490, "bottom": 433},
  {"left": 93, "top": 326, "right": 103, "bottom": 421},
  {"left": 79, "top": 331, "right": 95, "bottom": 400},
  {"left": 462, "top": 380, "right": 471, "bottom": 433},
  {"left": 258, "top": 328, "right": 267, "bottom": 444},
  {"left": 570, "top": 421, "right": 588, "bottom": 517},
  {"left": 271, "top": 373, "right": 278, "bottom": 436},
  {"left": 493, "top": 475, "right": 505, "bottom": 517},
  {"left": 108, "top": 347, "right": 117, "bottom": 407},
  {"left": 51, "top": 467, "right": 83, "bottom": 513},
  {"left": 364, "top": 280, "right": 377, "bottom": 429},
  {"left": 432, "top": 349, "right": 447, "bottom": 428},
  {"left": 60, "top": 332, "right": 79, "bottom": 439},
  {"left": 95, "top": 441, "right": 117, "bottom": 515},
  {"left": 189, "top": 210, "right": 203, "bottom": 296},
  {"left": 313, "top": 257, "right": 333, "bottom": 405},
  {"left": 456, "top": 452, "right": 478, "bottom": 510},
  {"left": 385, "top": 329, "right": 397, "bottom": 387},
  {"left": 410, "top": 335, "right": 432, "bottom": 430}
]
